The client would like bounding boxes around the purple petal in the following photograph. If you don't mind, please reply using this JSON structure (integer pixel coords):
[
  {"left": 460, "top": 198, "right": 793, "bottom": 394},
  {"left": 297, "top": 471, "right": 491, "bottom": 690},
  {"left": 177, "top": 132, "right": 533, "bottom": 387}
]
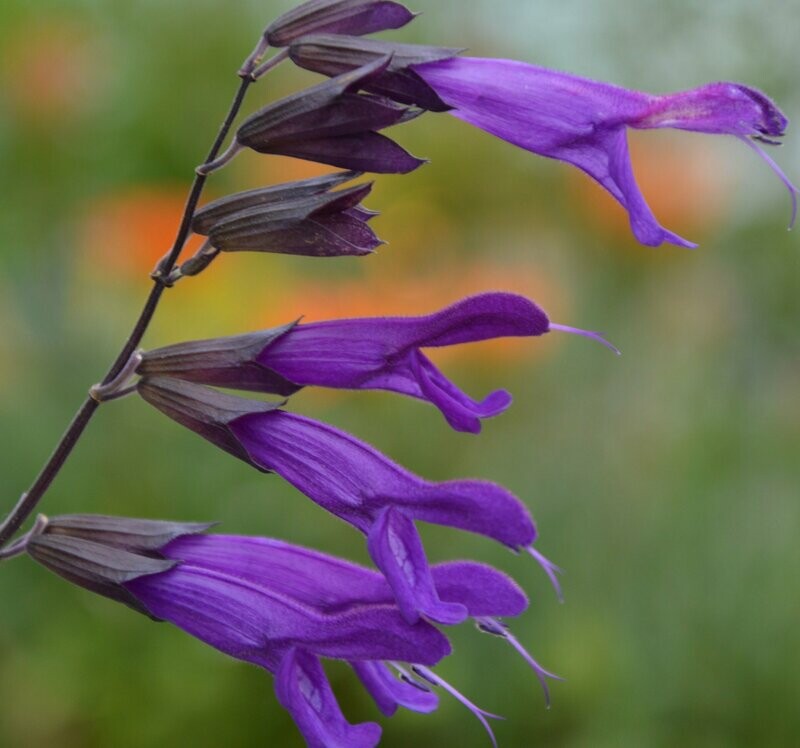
[
  {"left": 635, "top": 82, "right": 788, "bottom": 138},
  {"left": 431, "top": 562, "right": 528, "bottom": 618},
  {"left": 165, "top": 535, "right": 528, "bottom": 628},
  {"left": 367, "top": 507, "right": 468, "bottom": 625},
  {"left": 126, "top": 550, "right": 451, "bottom": 669},
  {"left": 410, "top": 350, "right": 512, "bottom": 433},
  {"left": 275, "top": 648, "right": 382, "bottom": 748},
  {"left": 162, "top": 534, "right": 389, "bottom": 612},
  {"left": 352, "top": 660, "right": 439, "bottom": 716},
  {"left": 229, "top": 410, "right": 537, "bottom": 549}
]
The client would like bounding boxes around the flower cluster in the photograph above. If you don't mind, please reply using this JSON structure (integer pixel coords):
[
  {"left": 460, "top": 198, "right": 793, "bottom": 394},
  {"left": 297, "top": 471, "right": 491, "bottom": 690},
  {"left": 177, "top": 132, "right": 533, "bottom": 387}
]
[{"left": 7, "top": 1, "right": 793, "bottom": 746}]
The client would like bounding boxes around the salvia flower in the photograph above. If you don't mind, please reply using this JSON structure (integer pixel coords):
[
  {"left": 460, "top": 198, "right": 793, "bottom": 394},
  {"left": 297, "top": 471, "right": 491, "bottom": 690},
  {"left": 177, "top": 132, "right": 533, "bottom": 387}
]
[
  {"left": 26, "top": 514, "right": 558, "bottom": 746},
  {"left": 265, "top": 0, "right": 417, "bottom": 48},
  {"left": 138, "top": 292, "right": 618, "bottom": 433},
  {"left": 203, "top": 56, "right": 426, "bottom": 175},
  {"left": 136, "top": 377, "right": 563, "bottom": 624},
  {"left": 411, "top": 57, "right": 798, "bottom": 247}
]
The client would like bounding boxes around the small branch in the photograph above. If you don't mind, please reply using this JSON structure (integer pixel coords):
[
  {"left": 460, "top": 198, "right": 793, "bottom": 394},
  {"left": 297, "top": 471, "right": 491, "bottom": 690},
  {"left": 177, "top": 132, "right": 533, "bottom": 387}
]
[
  {"left": 0, "top": 72, "right": 255, "bottom": 552},
  {"left": 89, "top": 350, "right": 143, "bottom": 402}
]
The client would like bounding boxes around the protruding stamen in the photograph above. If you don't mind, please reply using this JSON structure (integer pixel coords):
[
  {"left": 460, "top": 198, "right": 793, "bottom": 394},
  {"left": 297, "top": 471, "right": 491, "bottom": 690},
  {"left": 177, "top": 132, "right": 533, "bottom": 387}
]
[
  {"left": 549, "top": 324, "right": 621, "bottom": 356},
  {"left": 252, "top": 49, "right": 290, "bottom": 81},
  {"left": 389, "top": 662, "right": 432, "bottom": 692},
  {"left": 740, "top": 135, "right": 799, "bottom": 229},
  {"left": 196, "top": 140, "right": 244, "bottom": 176},
  {"left": 526, "top": 545, "right": 564, "bottom": 603},
  {"left": 411, "top": 665, "right": 503, "bottom": 748},
  {"left": 477, "top": 617, "right": 564, "bottom": 709}
]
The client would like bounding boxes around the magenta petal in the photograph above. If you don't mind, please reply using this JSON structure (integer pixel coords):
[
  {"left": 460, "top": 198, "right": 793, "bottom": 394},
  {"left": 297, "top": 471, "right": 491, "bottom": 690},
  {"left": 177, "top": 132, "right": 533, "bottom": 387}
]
[
  {"left": 367, "top": 507, "right": 468, "bottom": 625},
  {"left": 275, "top": 648, "right": 382, "bottom": 748},
  {"left": 352, "top": 660, "right": 439, "bottom": 716}
]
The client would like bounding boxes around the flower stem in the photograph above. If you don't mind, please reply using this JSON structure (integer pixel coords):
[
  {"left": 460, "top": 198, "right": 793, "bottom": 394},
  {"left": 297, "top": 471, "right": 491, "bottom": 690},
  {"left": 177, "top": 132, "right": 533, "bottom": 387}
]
[{"left": 0, "top": 74, "right": 254, "bottom": 553}]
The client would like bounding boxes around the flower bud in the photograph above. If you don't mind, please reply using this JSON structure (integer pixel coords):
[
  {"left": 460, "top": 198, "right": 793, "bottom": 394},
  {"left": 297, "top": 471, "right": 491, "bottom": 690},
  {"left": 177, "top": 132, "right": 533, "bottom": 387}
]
[
  {"left": 198, "top": 182, "right": 383, "bottom": 257},
  {"left": 265, "top": 0, "right": 417, "bottom": 48},
  {"left": 234, "top": 56, "right": 426, "bottom": 173},
  {"left": 191, "top": 171, "right": 360, "bottom": 235}
]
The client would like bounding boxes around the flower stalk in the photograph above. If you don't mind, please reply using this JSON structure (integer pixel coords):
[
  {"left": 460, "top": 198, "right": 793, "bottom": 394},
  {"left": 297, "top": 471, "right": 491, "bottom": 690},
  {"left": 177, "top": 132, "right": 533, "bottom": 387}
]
[{"left": 0, "top": 63, "right": 258, "bottom": 552}]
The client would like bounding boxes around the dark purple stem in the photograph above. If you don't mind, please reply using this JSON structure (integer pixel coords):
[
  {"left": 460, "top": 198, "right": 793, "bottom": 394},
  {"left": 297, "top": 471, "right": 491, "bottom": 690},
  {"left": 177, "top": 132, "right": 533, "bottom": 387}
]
[{"left": 0, "top": 76, "right": 253, "bottom": 552}]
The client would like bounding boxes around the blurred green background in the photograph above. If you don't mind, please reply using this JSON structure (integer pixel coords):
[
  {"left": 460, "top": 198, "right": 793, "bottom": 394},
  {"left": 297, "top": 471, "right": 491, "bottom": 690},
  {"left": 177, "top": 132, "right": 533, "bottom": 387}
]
[{"left": 1, "top": 1, "right": 798, "bottom": 746}]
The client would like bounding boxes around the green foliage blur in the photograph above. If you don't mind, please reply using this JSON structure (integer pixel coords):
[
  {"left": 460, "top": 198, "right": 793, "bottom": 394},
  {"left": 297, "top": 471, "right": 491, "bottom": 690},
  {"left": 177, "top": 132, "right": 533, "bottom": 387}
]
[{"left": 1, "top": 1, "right": 798, "bottom": 746}]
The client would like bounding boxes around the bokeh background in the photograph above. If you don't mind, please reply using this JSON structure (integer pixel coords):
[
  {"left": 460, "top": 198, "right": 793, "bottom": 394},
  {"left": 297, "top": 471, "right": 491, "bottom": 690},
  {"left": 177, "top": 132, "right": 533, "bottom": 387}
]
[{"left": 1, "top": 1, "right": 798, "bottom": 746}]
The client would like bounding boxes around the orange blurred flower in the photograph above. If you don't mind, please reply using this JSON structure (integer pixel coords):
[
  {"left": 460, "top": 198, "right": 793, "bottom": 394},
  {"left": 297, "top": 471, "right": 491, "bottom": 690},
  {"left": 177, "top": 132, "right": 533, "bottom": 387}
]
[
  {"left": 78, "top": 187, "right": 206, "bottom": 278},
  {"left": 1, "top": 18, "right": 101, "bottom": 123}
]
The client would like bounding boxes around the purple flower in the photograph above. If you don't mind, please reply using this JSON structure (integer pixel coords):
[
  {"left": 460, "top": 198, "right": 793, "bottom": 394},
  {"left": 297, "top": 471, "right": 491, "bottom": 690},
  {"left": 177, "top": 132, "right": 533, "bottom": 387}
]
[
  {"left": 139, "top": 292, "right": 619, "bottom": 434},
  {"left": 412, "top": 57, "right": 797, "bottom": 247},
  {"left": 26, "top": 514, "right": 559, "bottom": 746},
  {"left": 137, "top": 377, "right": 566, "bottom": 623}
]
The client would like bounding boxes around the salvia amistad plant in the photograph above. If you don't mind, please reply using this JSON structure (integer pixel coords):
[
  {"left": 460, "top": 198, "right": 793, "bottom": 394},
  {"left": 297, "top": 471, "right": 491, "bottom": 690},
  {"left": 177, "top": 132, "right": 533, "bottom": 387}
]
[{"left": 0, "top": 1, "right": 794, "bottom": 746}]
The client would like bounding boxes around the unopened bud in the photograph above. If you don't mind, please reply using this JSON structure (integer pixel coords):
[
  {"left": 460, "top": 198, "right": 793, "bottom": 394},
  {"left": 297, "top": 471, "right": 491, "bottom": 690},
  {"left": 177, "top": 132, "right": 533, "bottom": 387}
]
[{"left": 265, "top": 0, "right": 417, "bottom": 48}]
